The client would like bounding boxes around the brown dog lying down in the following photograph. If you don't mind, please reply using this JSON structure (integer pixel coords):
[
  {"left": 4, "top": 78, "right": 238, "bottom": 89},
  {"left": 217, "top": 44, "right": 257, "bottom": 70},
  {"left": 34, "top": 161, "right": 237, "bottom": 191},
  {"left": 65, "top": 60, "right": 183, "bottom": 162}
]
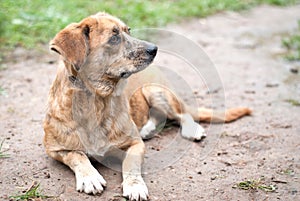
[{"left": 43, "top": 12, "right": 251, "bottom": 201}]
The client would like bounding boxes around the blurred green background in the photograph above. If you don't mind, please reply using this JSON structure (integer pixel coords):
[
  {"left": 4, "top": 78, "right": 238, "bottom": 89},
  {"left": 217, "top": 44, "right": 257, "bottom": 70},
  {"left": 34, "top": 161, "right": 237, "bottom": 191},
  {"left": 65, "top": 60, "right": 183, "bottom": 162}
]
[{"left": 0, "top": 0, "right": 299, "bottom": 59}]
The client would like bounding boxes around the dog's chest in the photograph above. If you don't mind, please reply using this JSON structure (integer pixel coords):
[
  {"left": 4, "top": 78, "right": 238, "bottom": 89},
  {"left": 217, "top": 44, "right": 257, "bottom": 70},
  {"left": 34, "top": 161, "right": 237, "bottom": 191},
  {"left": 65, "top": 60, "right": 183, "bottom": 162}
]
[{"left": 72, "top": 92, "right": 133, "bottom": 155}]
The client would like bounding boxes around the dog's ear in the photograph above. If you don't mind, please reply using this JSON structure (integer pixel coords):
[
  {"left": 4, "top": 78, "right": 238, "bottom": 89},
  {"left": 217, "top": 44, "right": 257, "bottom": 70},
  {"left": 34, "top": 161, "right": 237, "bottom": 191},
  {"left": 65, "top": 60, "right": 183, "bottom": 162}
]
[{"left": 49, "top": 22, "right": 90, "bottom": 71}]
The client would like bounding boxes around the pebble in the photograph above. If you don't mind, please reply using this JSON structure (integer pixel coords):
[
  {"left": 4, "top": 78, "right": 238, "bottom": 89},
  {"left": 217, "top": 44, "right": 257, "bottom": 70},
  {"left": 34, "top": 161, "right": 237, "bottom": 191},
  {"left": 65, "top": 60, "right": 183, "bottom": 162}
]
[
  {"left": 290, "top": 67, "right": 298, "bottom": 74},
  {"left": 265, "top": 82, "right": 279, "bottom": 88}
]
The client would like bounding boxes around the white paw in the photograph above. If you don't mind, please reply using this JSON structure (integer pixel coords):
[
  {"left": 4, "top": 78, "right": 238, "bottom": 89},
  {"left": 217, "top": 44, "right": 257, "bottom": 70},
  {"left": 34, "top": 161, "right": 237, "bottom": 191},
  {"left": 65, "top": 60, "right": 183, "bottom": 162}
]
[
  {"left": 140, "top": 119, "right": 156, "bottom": 139},
  {"left": 181, "top": 114, "right": 206, "bottom": 141},
  {"left": 123, "top": 176, "right": 149, "bottom": 201},
  {"left": 75, "top": 166, "right": 107, "bottom": 195}
]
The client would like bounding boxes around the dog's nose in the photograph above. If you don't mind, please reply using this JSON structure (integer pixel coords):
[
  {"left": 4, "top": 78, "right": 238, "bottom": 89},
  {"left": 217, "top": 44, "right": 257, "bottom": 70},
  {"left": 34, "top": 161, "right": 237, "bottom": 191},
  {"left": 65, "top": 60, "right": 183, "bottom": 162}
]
[{"left": 146, "top": 45, "right": 158, "bottom": 57}]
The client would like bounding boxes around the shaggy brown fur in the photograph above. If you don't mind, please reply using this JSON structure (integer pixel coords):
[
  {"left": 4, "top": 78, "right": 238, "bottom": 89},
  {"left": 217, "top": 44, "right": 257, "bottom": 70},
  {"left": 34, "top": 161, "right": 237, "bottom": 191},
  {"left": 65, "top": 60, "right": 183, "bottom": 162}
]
[
  {"left": 44, "top": 12, "right": 157, "bottom": 200},
  {"left": 44, "top": 12, "right": 251, "bottom": 201}
]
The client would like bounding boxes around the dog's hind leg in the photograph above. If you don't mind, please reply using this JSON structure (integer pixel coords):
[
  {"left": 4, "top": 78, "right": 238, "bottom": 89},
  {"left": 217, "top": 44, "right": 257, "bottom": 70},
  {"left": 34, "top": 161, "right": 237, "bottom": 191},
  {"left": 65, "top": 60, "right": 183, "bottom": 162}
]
[
  {"left": 178, "top": 113, "right": 206, "bottom": 140},
  {"left": 129, "top": 87, "right": 169, "bottom": 139},
  {"left": 139, "top": 113, "right": 161, "bottom": 139},
  {"left": 141, "top": 84, "right": 206, "bottom": 140},
  {"left": 129, "top": 87, "right": 157, "bottom": 139}
]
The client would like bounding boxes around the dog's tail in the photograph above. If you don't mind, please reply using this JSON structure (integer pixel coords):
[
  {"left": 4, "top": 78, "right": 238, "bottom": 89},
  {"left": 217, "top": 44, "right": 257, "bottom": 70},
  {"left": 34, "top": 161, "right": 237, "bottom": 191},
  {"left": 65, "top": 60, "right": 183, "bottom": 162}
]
[{"left": 187, "top": 107, "right": 252, "bottom": 123}]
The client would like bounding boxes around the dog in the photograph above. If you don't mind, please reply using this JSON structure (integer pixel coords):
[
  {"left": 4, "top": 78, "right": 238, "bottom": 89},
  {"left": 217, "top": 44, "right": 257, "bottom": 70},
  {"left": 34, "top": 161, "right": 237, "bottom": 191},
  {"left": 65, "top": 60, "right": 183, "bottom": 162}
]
[{"left": 44, "top": 12, "right": 251, "bottom": 201}]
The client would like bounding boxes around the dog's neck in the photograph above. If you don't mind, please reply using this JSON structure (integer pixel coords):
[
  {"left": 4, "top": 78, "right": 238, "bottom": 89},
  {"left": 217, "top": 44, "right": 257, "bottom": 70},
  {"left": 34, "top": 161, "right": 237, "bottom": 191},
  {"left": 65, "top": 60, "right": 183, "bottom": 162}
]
[
  {"left": 64, "top": 62, "right": 126, "bottom": 97},
  {"left": 113, "top": 79, "right": 128, "bottom": 97}
]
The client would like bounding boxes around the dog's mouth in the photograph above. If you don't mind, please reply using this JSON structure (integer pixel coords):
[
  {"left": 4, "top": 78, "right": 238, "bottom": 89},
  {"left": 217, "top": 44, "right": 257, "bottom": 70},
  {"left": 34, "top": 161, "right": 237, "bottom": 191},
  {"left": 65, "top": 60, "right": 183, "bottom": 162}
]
[
  {"left": 119, "top": 60, "right": 154, "bottom": 79},
  {"left": 109, "top": 64, "right": 147, "bottom": 79},
  {"left": 120, "top": 71, "right": 132, "bottom": 78},
  {"left": 107, "top": 57, "right": 157, "bottom": 79}
]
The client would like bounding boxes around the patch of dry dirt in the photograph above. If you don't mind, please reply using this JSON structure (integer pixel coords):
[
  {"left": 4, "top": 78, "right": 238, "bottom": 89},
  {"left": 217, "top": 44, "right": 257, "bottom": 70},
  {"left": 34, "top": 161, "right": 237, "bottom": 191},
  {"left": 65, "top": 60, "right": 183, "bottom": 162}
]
[{"left": 1, "top": 5, "right": 300, "bottom": 201}]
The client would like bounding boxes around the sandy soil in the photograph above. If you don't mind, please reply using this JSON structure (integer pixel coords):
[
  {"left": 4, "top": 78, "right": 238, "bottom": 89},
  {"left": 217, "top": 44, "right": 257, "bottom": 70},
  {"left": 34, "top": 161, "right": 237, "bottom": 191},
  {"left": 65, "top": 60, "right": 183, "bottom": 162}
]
[{"left": 1, "top": 5, "right": 300, "bottom": 201}]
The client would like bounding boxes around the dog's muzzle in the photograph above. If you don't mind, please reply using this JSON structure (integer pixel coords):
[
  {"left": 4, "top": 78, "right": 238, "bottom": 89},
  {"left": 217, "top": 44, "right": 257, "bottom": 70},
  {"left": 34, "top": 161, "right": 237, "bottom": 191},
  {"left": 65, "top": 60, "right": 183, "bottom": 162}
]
[{"left": 119, "top": 43, "right": 158, "bottom": 79}]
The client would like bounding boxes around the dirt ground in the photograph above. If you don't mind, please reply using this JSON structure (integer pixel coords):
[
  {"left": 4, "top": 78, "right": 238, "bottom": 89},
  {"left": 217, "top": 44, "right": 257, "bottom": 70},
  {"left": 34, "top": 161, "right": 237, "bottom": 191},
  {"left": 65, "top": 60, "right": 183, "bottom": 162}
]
[{"left": 1, "top": 5, "right": 300, "bottom": 201}]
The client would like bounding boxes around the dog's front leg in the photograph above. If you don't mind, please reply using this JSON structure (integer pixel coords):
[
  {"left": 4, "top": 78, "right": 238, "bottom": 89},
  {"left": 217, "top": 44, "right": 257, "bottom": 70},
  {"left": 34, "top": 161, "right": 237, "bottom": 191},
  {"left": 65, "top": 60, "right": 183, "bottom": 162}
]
[
  {"left": 122, "top": 140, "right": 148, "bottom": 201},
  {"left": 47, "top": 150, "right": 106, "bottom": 195}
]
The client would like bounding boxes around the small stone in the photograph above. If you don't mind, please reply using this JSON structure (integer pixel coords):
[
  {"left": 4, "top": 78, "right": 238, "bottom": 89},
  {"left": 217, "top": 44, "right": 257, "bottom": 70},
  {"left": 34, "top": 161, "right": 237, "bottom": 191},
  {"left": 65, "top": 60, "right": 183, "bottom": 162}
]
[
  {"left": 44, "top": 172, "right": 51, "bottom": 179},
  {"left": 290, "top": 67, "right": 298, "bottom": 74},
  {"left": 266, "top": 82, "right": 279, "bottom": 88}
]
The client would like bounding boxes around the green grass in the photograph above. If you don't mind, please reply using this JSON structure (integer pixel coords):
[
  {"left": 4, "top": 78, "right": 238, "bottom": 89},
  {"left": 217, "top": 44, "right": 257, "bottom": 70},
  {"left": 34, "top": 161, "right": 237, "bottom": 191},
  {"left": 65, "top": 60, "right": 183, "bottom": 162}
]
[
  {"left": 278, "top": 168, "right": 295, "bottom": 175},
  {"left": 282, "top": 21, "right": 300, "bottom": 61},
  {"left": 0, "top": 0, "right": 298, "bottom": 50},
  {"left": 285, "top": 99, "right": 300, "bottom": 106},
  {"left": 0, "top": 139, "right": 9, "bottom": 158},
  {"left": 233, "top": 178, "right": 277, "bottom": 192},
  {"left": 9, "top": 183, "right": 53, "bottom": 200},
  {"left": 113, "top": 194, "right": 129, "bottom": 201},
  {"left": 0, "top": 86, "right": 6, "bottom": 96}
]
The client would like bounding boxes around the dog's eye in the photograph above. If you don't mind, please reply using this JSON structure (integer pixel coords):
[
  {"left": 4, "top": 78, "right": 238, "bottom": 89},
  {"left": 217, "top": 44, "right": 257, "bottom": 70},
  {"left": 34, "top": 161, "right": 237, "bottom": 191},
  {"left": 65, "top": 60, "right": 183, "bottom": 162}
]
[
  {"left": 109, "top": 35, "right": 120, "bottom": 45},
  {"left": 113, "top": 27, "right": 119, "bottom": 34}
]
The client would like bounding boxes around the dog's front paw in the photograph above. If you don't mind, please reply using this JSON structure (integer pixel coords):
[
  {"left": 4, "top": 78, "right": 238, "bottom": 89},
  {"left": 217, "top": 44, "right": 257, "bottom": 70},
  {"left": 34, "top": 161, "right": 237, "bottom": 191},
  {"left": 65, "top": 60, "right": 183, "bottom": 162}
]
[
  {"left": 123, "top": 176, "right": 149, "bottom": 201},
  {"left": 75, "top": 166, "right": 107, "bottom": 195},
  {"left": 181, "top": 114, "right": 206, "bottom": 141}
]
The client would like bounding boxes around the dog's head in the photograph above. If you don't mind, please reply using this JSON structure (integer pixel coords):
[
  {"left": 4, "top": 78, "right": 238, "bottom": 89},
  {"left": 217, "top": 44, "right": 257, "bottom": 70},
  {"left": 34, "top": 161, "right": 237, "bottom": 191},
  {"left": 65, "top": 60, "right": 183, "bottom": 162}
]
[{"left": 50, "top": 12, "right": 157, "bottom": 96}]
